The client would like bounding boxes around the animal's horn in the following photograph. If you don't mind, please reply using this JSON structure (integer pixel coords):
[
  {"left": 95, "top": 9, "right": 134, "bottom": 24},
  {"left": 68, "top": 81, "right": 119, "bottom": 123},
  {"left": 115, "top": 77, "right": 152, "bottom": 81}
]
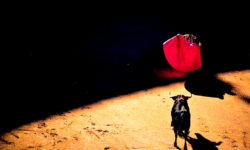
[
  {"left": 188, "top": 93, "right": 192, "bottom": 98},
  {"left": 168, "top": 92, "right": 174, "bottom": 98}
]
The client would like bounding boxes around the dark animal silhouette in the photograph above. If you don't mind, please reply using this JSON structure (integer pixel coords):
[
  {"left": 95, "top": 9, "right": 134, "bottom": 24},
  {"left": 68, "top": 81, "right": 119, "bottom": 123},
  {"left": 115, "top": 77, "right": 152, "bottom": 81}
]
[
  {"left": 187, "top": 133, "right": 222, "bottom": 150},
  {"left": 169, "top": 93, "right": 191, "bottom": 150}
]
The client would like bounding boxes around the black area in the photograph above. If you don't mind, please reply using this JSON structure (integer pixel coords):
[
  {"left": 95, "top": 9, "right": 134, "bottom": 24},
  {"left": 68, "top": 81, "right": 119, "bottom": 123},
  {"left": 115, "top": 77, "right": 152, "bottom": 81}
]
[
  {"left": 241, "top": 96, "right": 250, "bottom": 104},
  {"left": 1, "top": 16, "right": 249, "bottom": 135},
  {"left": 187, "top": 133, "right": 222, "bottom": 150},
  {"left": 184, "top": 69, "right": 236, "bottom": 99}
]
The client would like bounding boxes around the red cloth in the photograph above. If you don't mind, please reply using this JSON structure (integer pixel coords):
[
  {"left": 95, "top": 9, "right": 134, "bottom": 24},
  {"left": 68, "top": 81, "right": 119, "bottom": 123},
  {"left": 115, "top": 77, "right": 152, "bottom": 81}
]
[{"left": 163, "top": 34, "right": 202, "bottom": 73}]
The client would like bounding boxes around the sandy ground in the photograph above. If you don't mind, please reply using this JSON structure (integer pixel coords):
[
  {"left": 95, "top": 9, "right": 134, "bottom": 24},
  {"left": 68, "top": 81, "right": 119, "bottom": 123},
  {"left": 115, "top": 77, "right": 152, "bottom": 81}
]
[{"left": 0, "top": 70, "right": 250, "bottom": 150}]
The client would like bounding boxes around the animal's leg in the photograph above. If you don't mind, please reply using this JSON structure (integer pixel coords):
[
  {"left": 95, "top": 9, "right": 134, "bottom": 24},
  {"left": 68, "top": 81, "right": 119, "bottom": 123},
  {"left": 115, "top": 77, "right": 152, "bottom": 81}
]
[
  {"left": 184, "top": 129, "right": 188, "bottom": 150},
  {"left": 174, "top": 130, "right": 181, "bottom": 150},
  {"left": 174, "top": 129, "right": 177, "bottom": 147},
  {"left": 184, "top": 135, "right": 187, "bottom": 150}
]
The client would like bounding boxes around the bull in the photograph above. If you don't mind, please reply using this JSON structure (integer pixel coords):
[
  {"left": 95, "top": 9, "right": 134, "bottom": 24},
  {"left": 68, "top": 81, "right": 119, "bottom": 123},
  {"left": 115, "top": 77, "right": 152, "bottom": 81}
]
[{"left": 169, "top": 93, "right": 192, "bottom": 150}]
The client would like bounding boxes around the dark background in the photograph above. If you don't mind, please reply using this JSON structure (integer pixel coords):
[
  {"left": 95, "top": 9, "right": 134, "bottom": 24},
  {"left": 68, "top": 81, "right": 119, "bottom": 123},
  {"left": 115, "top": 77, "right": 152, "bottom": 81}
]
[{"left": 1, "top": 16, "right": 249, "bottom": 134}]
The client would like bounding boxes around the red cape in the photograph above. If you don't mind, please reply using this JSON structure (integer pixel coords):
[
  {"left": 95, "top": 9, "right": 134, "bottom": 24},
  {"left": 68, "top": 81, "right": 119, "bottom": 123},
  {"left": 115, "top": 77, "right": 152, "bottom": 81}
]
[{"left": 163, "top": 34, "right": 202, "bottom": 73}]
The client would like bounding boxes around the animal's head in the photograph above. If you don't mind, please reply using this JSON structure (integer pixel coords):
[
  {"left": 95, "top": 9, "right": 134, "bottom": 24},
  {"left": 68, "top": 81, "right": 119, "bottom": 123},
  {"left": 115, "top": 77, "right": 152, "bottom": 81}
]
[{"left": 168, "top": 92, "right": 192, "bottom": 101}]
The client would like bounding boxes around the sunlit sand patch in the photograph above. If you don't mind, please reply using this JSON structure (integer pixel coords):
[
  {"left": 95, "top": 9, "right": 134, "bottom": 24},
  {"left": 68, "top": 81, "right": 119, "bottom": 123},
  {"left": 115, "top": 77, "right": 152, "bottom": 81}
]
[
  {"left": 0, "top": 70, "right": 250, "bottom": 150},
  {"left": 217, "top": 70, "right": 250, "bottom": 100}
]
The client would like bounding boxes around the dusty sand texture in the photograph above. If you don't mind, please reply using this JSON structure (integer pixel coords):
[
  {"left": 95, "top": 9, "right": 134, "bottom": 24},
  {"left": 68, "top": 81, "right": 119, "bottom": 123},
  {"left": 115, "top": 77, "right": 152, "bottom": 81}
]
[{"left": 0, "top": 70, "right": 250, "bottom": 150}]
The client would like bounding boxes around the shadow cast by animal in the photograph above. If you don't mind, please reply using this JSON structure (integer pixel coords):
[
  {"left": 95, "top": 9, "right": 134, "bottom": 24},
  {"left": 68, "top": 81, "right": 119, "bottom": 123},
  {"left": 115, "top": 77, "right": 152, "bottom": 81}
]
[{"left": 187, "top": 133, "right": 222, "bottom": 150}]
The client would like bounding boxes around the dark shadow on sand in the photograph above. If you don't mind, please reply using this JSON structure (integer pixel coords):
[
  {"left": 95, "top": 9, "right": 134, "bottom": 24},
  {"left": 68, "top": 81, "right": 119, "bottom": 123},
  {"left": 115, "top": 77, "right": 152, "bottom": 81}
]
[
  {"left": 185, "top": 69, "right": 236, "bottom": 99},
  {"left": 187, "top": 133, "right": 222, "bottom": 150},
  {"left": 0, "top": 55, "right": 185, "bottom": 135},
  {"left": 240, "top": 96, "right": 250, "bottom": 104}
]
